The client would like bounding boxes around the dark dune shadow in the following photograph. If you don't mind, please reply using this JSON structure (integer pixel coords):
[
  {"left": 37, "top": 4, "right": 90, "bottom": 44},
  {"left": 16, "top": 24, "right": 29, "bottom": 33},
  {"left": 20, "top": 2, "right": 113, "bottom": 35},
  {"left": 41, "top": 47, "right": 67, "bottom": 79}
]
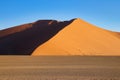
[{"left": 0, "top": 19, "right": 73, "bottom": 55}]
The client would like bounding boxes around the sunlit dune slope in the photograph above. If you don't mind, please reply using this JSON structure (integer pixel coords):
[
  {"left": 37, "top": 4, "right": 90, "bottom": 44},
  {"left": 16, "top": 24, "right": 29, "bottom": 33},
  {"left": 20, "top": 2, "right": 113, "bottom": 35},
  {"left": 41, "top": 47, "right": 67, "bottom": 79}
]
[{"left": 33, "top": 18, "right": 120, "bottom": 56}]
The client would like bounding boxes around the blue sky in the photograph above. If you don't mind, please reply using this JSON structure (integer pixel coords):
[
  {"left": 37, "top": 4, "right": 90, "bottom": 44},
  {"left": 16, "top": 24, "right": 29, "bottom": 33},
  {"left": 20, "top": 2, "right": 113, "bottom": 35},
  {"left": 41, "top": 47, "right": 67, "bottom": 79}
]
[{"left": 0, "top": 0, "right": 120, "bottom": 31}]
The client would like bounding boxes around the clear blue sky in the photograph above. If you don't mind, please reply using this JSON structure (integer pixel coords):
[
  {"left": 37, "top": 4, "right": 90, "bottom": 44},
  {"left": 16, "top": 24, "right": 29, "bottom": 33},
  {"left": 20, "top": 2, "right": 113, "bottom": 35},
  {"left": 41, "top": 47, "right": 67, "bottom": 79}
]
[{"left": 0, "top": 0, "right": 120, "bottom": 31}]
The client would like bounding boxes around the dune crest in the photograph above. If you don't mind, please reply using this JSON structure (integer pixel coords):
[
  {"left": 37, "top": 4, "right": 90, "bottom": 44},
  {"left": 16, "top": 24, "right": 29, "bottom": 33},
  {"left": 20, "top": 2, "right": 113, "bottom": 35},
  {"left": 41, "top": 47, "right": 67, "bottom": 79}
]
[{"left": 32, "top": 18, "right": 120, "bottom": 56}]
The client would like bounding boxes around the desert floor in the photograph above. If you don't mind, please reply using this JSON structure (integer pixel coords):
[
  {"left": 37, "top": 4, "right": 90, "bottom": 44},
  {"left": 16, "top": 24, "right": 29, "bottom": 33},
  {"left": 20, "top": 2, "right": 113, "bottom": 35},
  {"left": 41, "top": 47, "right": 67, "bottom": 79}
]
[{"left": 0, "top": 56, "right": 120, "bottom": 80}]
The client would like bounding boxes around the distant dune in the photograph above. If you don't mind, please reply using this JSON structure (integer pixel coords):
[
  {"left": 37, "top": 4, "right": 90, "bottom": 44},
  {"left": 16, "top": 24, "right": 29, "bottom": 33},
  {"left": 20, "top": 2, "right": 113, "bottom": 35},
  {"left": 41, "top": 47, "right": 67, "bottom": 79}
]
[
  {"left": 112, "top": 32, "right": 120, "bottom": 38},
  {"left": 0, "top": 18, "right": 120, "bottom": 55}
]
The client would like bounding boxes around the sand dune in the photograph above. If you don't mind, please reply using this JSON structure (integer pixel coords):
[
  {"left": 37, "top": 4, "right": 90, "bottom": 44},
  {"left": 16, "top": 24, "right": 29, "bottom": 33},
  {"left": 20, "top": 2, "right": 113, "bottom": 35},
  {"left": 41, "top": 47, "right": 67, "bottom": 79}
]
[
  {"left": 32, "top": 18, "right": 120, "bottom": 56},
  {"left": 0, "top": 18, "right": 120, "bottom": 55},
  {"left": 0, "top": 20, "right": 72, "bottom": 55}
]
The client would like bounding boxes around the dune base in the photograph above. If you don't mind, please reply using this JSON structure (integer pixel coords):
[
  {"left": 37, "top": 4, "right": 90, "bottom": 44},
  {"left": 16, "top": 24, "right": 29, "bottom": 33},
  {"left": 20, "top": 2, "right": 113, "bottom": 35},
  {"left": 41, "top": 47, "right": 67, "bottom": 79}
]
[{"left": 0, "top": 56, "right": 120, "bottom": 80}]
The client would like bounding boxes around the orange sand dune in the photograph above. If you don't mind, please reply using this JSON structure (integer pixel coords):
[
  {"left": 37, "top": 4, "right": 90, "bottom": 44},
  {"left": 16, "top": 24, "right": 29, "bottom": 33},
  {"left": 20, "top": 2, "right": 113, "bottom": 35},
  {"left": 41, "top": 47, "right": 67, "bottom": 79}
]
[
  {"left": 32, "top": 18, "right": 120, "bottom": 56},
  {"left": 0, "top": 18, "right": 120, "bottom": 55}
]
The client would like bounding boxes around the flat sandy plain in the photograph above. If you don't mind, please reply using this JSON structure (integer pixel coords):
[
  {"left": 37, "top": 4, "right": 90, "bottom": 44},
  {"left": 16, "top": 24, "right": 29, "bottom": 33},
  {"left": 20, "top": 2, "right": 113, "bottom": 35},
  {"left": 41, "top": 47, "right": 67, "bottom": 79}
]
[{"left": 0, "top": 56, "right": 120, "bottom": 80}]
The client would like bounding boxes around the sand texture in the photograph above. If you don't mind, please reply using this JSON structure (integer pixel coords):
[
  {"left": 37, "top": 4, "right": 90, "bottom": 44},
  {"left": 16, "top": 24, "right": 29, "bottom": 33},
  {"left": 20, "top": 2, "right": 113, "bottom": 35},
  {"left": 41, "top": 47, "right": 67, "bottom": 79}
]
[{"left": 0, "top": 56, "right": 120, "bottom": 80}]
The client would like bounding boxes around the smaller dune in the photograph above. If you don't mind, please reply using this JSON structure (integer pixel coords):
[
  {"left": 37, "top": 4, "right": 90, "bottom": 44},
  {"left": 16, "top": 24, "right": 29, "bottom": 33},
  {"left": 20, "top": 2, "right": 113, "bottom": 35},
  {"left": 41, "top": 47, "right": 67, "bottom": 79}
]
[{"left": 113, "top": 32, "right": 120, "bottom": 38}]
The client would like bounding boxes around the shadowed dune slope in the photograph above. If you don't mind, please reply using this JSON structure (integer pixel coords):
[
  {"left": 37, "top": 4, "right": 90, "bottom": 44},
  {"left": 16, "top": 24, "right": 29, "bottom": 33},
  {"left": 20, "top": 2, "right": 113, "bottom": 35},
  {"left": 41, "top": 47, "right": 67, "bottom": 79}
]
[
  {"left": 32, "top": 18, "right": 120, "bottom": 56},
  {"left": 0, "top": 23, "right": 33, "bottom": 38},
  {"left": 0, "top": 20, "right": 72, "bottom": 55}
]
